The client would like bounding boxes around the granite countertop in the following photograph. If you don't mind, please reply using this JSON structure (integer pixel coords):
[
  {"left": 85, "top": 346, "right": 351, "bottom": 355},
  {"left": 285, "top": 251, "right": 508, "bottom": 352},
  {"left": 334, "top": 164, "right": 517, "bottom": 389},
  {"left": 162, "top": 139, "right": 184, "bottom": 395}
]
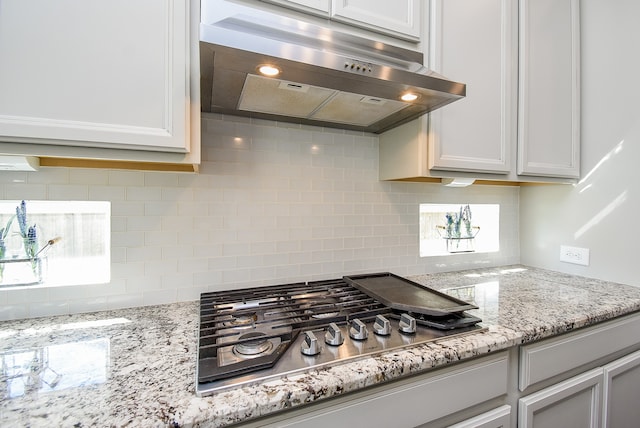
[{"left": 2, "top": 265, "right": 640, "bottom": 427}]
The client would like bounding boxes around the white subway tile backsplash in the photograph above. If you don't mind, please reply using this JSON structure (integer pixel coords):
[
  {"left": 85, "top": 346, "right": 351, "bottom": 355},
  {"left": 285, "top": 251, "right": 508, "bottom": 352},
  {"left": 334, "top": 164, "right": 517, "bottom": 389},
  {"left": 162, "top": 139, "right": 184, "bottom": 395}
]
[
  {"left": 144, "top": 172, "right": 180, "bottom": 188},
  {"left": 0, "top": 304, "right": 28, "bottom": 320},
  {"left": 5, "top": 184, "right": 47, "bottom": 200},
  {"left": 110, "top": 246, "right": 126, "bottom": 263},
  {"left": 106, "top": 293, "right": 143, "bottom": 310},
  {"left": 109, "top": 170, "right": 144, "bottom": 187},
  {"left": 177, "top": 257, "right": 209, "bottom": 274},
  {"left": 47, "top": 284, "right": 88, "bottom": 302},
  {"left": 222, "top": 268, "right": 251, "bottom": 284},
  {"left": 28, "top": 301, "right": 69, "bottom": 318},
  {"left": 89, "top": 186, "right": 126, "bottom": 201},
  {"left": 125, "top": 274, "right": 162, "bottom": 293},
  {"left": 83, "top": 280, "right": 126, "bottom": 298},
  {"left": 195, "top": 270, "right": 222, "bottom": 288},
  {"left": 162, "top": 187, "right": 195, "bottom": 203},
  {"left": 111, "top": 201, "right": 145, "bottom": 216},
  {"left": 27, "top": 167, "right": 69, "bottom": 185},
  {"left": 48, "top": 184, "right": 88, "bottom": 200},
  {"left": 145, "top": 230, "right": 178, "bottom": 246},
  {"left": 145, "top": 259, "right": 179, "bottom": 276},
  {"left": 112, "top": 231, "right": 145, "bottom": 247},
  {"left": 0, "top": 115, "right": 520, "bottom": 320},
  {"left": 177, "top": 285, "right": 208, "bottom": 302},
  {"left": 126, "top": 246, "right": 161, "bottom": 263},
  {"left": 127, "top": 186, "right": 161, "bottom": 202},
  {"left": 6, "top": 289, "right": 31, "bottom": 305},
  {"left": 222, "top": 242, "right": 251, "bottom": 257},
  {"left": 69, "top": 169, "right": 109, "bottom": 185},
  {"left": 127, "top": 216, "right": 162, "bottom": 232},
  {"left": 111, "top": 261, "right": 145, "bottom": 280}
]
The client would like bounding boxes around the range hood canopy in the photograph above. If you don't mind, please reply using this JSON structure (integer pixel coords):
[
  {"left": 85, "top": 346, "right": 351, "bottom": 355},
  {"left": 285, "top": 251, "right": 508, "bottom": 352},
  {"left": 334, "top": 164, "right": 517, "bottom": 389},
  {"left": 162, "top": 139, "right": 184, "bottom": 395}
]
[{"left": 200, "top": 7, "right": 466, "bottom": 134}]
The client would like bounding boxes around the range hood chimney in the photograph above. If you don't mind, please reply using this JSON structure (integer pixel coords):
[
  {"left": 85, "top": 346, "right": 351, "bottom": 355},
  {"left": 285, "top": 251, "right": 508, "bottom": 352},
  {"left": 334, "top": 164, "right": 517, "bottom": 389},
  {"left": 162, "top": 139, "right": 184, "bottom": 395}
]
[{"left": 199, "top": 2, "right": 466, "bottom": 134}]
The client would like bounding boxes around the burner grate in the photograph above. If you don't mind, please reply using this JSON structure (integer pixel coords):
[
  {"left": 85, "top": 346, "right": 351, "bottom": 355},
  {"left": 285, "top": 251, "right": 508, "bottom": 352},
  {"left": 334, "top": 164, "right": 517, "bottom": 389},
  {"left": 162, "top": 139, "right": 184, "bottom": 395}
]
[{"left": 197, "top": 278, "right": 388, "bottom": 382}]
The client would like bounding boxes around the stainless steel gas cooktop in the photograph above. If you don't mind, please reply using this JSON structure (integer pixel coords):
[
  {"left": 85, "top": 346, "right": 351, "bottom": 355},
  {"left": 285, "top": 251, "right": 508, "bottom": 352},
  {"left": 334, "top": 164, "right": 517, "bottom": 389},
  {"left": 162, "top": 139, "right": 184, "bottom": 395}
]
[{"left": 196, "top": 273, "right": 484, "bottom": 397}]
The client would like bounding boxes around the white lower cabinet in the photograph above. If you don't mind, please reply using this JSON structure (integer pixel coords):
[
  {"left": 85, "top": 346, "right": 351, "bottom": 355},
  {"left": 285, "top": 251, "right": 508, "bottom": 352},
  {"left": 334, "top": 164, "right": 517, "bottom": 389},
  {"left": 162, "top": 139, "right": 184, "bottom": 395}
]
[
  {"left": 602, "top": 350, "right": 640, "bottom": 428},
  {"left": 518, "top": 314, "right": 640, "bottom": 392},
  {"left": 517, "top": 313, "right": 640, "bottom": 428},
  {"left": 518, "top": 354, "right": 640, "bottom": 428},
  {"left": 241, "top": 315, "right": 640, "bottom": 427},
  {"left": 518, "top": 368, "right": 603, "bottom": 428},
  {"left": 447, "top": 404, "right": 511, "bottom": 428},
  {"left": 251, "top": 353, "right": 509, "bottom": 428}
]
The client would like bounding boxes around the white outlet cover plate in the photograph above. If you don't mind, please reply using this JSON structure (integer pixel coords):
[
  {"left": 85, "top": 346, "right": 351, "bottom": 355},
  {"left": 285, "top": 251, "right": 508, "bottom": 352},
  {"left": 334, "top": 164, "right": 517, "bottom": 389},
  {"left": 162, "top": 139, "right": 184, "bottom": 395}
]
[{"left": 560, "top": 245, "right": 590, "bottom": 266}]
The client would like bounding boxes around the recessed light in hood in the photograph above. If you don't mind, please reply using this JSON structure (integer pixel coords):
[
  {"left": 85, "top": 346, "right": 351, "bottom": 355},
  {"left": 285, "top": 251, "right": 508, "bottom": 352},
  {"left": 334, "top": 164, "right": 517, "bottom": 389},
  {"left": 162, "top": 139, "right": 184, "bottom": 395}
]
[
  {"left": 257, "top": 64, "right": 280, "bottom": 77},
  {"left": 199, "top": 2, "right": 466, "bottom": 134}
]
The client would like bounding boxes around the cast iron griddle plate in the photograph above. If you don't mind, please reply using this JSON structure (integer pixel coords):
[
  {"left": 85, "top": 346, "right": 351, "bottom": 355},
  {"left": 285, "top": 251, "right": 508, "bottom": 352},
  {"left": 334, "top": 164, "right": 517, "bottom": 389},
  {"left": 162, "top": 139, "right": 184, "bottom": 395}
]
[{"left": 343, "top": 272, "right": 478, "bottom": 316}]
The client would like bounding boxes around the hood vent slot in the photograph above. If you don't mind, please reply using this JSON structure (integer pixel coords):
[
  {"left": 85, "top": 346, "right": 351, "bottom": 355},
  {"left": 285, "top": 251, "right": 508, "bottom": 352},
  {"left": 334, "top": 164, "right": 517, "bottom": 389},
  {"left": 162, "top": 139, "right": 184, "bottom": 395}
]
[{"left": 279, "top": 81, "right": 309, "bottom": 93}]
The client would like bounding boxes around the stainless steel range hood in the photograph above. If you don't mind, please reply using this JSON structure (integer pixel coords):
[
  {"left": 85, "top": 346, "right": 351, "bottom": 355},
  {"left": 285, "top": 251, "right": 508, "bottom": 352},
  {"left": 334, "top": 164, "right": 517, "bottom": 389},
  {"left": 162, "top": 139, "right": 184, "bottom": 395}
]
[{"left": 200, "top": 3, "right": 466, "bottom": 134}]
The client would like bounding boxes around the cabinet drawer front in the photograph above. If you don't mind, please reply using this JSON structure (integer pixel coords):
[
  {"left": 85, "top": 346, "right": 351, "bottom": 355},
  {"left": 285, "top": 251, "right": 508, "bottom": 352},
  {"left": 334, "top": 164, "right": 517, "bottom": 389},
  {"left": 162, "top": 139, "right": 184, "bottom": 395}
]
[
  {"left": 519, "top": 314, "right": 640, "bottom": 391},
  {"left": 266, "top": 353, "right": 508, "bottom": 428}
]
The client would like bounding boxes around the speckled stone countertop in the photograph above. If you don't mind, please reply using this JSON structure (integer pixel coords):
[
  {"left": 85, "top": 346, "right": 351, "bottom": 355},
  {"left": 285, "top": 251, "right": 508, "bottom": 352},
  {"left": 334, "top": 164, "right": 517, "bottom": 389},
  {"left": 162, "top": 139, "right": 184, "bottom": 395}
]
[{"left": 2, "top": 265, "right": 640, "bottom": 427}]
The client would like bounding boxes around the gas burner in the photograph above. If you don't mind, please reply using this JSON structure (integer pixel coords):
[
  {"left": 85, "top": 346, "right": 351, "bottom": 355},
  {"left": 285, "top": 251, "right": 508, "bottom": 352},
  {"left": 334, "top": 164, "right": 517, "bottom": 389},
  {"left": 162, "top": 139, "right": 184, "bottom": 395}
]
[
  {"left": 232, "top": 332, "right": 274, "bottom": 357},
  {"left": 224, "top": 312, "right": 258, "bottom": 328},
  {"left": 309, "top": 311, "right": 340, "bottom": 319},
  {"left": 297, "top": 295, "right": 341, "bottom": 318}
]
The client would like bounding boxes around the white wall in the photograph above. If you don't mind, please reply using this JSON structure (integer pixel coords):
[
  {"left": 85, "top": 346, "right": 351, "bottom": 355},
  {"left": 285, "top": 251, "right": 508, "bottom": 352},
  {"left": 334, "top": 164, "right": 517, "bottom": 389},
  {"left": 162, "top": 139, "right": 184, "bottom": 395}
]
[
  {"left": 520, "top": 0, "right": 640, "bottom": 286},
  {"left": 0, "top": 115, "right": 520, "bottom": 320}
]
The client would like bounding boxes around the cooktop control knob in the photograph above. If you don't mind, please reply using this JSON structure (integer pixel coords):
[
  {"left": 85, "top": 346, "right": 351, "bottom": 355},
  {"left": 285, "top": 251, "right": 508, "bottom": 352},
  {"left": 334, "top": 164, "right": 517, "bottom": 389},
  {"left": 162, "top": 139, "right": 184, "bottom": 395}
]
[
  {"left": 399, "top": 313, "right": 417, "bottom": 334},
  {"left": 301, "top": 331, "right": 321, "bottom": 356},
  {"left": 349, "top": 319, "right": 368, "bottom": 340},
  {"left": 325, "top": 322, "right": 344, "bottom": 346},
  {"left": 373, "top": 314, "right": 391, "bottom": 336}
]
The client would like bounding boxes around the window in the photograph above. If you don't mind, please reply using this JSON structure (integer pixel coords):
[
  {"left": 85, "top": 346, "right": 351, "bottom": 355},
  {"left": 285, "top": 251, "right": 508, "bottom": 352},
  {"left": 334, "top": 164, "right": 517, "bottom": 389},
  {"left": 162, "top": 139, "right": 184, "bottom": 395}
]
[
  {"left": 419, "top": 203, "right": 499, "bottom": 257},
  {"left": 0, "top": 200, "right": 110, "bottom": 288}
]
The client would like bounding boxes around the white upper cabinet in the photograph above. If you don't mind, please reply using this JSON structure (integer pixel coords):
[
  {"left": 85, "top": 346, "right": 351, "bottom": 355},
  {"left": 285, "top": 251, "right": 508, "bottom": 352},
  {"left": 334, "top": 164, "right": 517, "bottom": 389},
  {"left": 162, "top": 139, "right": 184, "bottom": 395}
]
[
  {"left": 379, "top": 0, "right": 580, "bottom": 184},
  {"left": 260, "top": 0, "right": 331, "bottom": 16},
  {"left": 517, "top": 0, "right": 580, "bottom": 178},
  {"left": 260, "top": 0, "right": 422, "bottom": 42},
  {"left": 0, "top": 0, "right": 198, "bottom": 161},
  {"left": 331, "top": 0, "right": 421, "bottom": 42},
  {"left": 427, "top": 0, "right": 517, "bottom": 174}
]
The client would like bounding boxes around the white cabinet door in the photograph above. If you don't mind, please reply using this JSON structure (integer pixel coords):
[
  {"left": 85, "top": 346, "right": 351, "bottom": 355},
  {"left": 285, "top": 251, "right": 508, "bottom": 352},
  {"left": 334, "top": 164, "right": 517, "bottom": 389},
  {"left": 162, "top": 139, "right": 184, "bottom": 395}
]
[
  {"left": 331, "top": 0, "right": 421, "bottom": 41},
  {"left": 517, "top": 0, "right": 580, "bottom": 178},
  {"left": 602, "top": 350, "right": 640, "bottom": 428},
  {"left": 428, "top": 0, "right": 517, "bottom": 174},
  {"left": 260, "top": 0, "right": 331, "bottom": 16},
  {"left": 0, "top": 0, "right": 191, "bottom": 153},
  {"left": 518, "top": 368, "right": 603, "bottom": 428},
  {"left": 447, "top": 405, "right": 511, "bottom": 428}
]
